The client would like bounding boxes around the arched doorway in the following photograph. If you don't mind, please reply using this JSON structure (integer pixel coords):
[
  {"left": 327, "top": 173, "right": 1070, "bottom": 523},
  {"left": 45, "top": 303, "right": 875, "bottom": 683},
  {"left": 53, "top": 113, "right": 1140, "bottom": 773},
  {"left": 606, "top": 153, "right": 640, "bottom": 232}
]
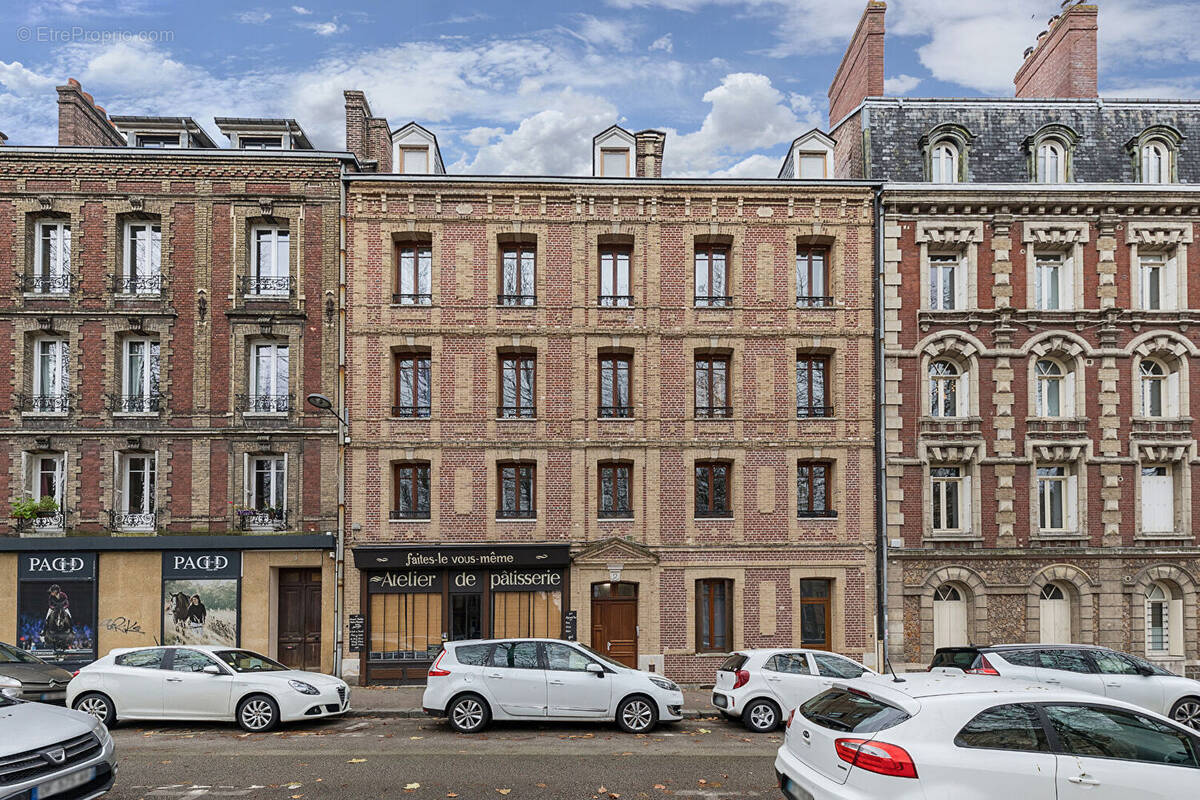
[
  {"left": 933, "top": 584, "right": 968, "bottom": 651},
  {"left": 591, "top": 582, "right": 638, "bottom": 668},
  {"left": 1039, "top": 582, "right": 1072, "bottom": 644}
]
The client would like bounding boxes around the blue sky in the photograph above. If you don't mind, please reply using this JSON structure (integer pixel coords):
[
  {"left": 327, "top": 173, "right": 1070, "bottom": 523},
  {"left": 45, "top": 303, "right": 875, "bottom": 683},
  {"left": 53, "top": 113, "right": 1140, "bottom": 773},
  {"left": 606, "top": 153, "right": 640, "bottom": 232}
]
[{"left": 2, "top": 1, "right": 1199, "bottom": 175}]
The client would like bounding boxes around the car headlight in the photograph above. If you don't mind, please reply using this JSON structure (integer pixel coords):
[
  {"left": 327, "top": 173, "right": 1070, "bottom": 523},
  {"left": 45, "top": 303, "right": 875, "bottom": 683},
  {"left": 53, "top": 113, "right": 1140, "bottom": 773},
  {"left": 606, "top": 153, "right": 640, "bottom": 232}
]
[
  {"left": 93, "top": 723, "right": 112, "bottom": 748},
  {"left": 288, "top": 680, "right": 319, "bottom": 695},
  {"left": 650, "top": 677, "right": 679, "bottom": 692},
  {"left": 0, "top": 676, "right": 21, "bottom": 689}
]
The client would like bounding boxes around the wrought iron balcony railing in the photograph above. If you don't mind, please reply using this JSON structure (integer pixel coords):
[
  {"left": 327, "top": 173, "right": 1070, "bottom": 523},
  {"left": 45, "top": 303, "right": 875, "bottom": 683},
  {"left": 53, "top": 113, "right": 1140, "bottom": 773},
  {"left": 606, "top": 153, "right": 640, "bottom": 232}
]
[
  {"left": 107, "top": 393, "right": 162, "bottom": 413},
  {"left": 797, "top": 405, "right": 834, "bottom": 418},
  {"left": 115, "top": 274, "right": 163, "bottom": 295},
  {"left": 392, "top": 293, "right": 432, "bottom": 305},
  {"left": 19, "top": 393, "right": 72, "bottom": 413},
  {"left": 110, "top": 510, "right": 157, "bottom": 531},
  {"left": 15, "top": 511, "right": 65, "bottom": 531},
  {"left": 598, "top": 295, "right": 634, "bottom": 307},
  {"left": 497, "top": 405, "right": 536, "bottom": 418},
  {"left": 19, "top": 274, "right": 74, "bottom": 295},
  {"left": 389, "top": 508, "right": 431, "bottom": 521},
  {"left": 798, "top": 509, "right": 838, "bottom": 519},
  {"left": 237, "top": 509, "right": 288, "bottom": 530},
  {"left": 598, "top": 405, "right": 634, "bottom": 418},
  {"left": 239, "top": 275, "right": 295, "bottom": 297},
  {"left": 694, "top": 295, "right": 733, "bottom": 308},
  {"left": 237, "top": 394, "right": 293, "bottom": 413},
  {"left": 695, "top": 405, "right": 733, "bottom": 419},
  {"left": 497, "top": 294, "right": 537, "bottom": 307},
  {"left": 497, "top": 507, "right": 536, "bottom": 519},
  {"left": 391, "top": 404, "right": 432, "bottom": 418},
  {"left": 796, "top": 295, "right": 835, "bottom": 308}
]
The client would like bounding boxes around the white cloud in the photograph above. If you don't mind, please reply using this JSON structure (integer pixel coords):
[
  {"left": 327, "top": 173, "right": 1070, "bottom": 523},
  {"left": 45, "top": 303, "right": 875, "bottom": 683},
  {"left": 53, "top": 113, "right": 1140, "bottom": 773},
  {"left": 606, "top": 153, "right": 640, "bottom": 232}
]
[
  {"left": 299, "top": 21, "right": 346, "bottom": 36},
  {"left": 462, "top": 126, "right": 505, "bottom": 147},
  {"left": 236, "top": 10, "right": 271, "bottom": 24},
  {"left": 883, "top": 74, "right": 921, "bottom": 95},
  {"left": 569, "top": 15, "right": 637, "bottom": 51},
  {"left": 291, "top": 5, "right": 312, "bottom": 14},
  {"left": 709, "top": 153, "right": 779, "bottom": 178},
  {"left": 649, "top": 33, "right": 674, "bottom": 53},
  {"left": 0, "top": 61, "right": 58, "bottom": 93},
  {"left": 454, "top": 94, "right": 617, "bottom": 175}
]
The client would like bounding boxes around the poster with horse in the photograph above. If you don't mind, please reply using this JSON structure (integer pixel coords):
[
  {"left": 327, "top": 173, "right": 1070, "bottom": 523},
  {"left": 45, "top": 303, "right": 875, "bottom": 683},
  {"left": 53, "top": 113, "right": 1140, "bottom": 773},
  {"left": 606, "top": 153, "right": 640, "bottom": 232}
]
[
  {"left": 161, "top": 551, "right": 241, "bottom": 647},
  {"left": 16, "top": 553, "right": 97, "bottom": 665}
]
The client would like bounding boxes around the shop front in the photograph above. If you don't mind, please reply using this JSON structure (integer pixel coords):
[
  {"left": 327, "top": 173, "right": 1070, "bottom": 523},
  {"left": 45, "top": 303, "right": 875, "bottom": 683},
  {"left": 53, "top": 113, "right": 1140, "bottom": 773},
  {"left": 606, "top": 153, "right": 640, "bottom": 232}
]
[{"left": 352, "top": 544, "right": 572, "bottom": 684}]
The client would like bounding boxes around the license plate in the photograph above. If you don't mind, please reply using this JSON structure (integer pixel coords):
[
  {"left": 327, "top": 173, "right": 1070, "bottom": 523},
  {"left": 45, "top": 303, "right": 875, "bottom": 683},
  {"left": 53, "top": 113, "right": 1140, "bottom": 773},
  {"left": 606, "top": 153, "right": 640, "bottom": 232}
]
[
  {"left": 33, "top": 766, "right": 95, "bottom": 799},
  {"left": 782, "top": 776, "right": 814, "bottom": 800},
  {"left": 39, "top": 692, "right": 64, "bottom": 701}
]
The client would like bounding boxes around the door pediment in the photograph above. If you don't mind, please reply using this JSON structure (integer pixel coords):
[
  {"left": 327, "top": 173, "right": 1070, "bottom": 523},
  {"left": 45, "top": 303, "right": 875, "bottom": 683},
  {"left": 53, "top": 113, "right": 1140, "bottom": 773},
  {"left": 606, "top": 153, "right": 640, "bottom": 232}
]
[{"left": 572, "top": 537, "right": 658, "bottom": 567}]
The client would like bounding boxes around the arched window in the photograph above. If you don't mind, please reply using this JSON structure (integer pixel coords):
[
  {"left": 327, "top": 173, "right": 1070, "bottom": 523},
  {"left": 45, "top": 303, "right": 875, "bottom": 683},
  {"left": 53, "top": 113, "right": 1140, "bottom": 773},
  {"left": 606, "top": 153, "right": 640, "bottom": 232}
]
[
  {"left": 1036, "top": 140, "right": 1066, "bottom": 183},
  {"left": 933, "top": 584, "right": 968, "bottom": 650},
  {"left": 1035, "top": 359, "right": 1067, "bottom": 417},
  {"left": 1140, "top": 359, "right": 1168, "bottom": 418},
  {"left": 929, "top": 360, "right": 963, "bottom": 418},
  {"left": 1039, "top": 582, "right": 1071, "bottom": 644},
  {"left": 930, "top": 142, "right": 959, "bottom": 183},
  {"left": 1146, "top": 582, "right": 1170, "bottom": 653},
  {"left": 1142, "top": 140, "right": 1170, "bottom": 184}
]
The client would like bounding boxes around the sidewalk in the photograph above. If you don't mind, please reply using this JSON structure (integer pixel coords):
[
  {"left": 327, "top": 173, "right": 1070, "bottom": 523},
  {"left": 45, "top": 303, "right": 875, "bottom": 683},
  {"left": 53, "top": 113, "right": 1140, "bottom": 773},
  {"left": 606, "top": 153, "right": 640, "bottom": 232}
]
[{"left": 349, "top": 685, "right": 721, "bottom": 720}]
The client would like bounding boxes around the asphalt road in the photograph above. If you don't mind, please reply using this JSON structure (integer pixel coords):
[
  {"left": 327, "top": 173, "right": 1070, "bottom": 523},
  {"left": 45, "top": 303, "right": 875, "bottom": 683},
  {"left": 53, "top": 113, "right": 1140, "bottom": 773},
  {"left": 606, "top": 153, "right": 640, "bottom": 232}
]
[{"left": 105, "top": 715, "right": 784, "bottom": 800}]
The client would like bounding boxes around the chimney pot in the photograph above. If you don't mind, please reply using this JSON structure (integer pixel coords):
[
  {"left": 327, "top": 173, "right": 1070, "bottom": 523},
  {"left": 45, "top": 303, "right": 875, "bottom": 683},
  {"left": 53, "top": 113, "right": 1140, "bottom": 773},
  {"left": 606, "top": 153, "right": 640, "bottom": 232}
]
[
  {"left": 67, "top": 77, "right": 80, "bottom": 88},
  {"left": 1014, "top": 3, "right": 1097, "bottom": 99}
]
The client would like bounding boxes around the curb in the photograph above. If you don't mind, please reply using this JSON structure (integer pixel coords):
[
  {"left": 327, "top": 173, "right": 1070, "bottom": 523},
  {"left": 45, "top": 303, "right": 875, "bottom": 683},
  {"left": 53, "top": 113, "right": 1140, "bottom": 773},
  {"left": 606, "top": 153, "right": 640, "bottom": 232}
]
[{"left": 348, "top": 709, "right": 718, "bottom": 720}]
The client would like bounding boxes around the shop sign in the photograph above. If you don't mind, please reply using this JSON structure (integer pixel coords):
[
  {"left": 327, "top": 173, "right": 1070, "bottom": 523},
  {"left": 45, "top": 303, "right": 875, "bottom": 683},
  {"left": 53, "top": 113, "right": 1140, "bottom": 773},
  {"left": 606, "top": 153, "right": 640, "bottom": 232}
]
[
  {"left": 368, "top": 570, "right": 444, "bottom": 593},
  {"left": 450, "top": 571, "right": 483, "bottom": 593},
  {"left": 348, "top": 614, "right": 365, "bottom": 653},
  {"left": 162, "top": 551, "right": 241, "bottom": 579},
  {"left": 354, "top": 544, "right": 571, "bottom": 570},
  {"left": 489, "top": 569, "right": 564, "bottom": 592},
  {"left": 563, "top": 610, "right": 578, "bottom": 642},
  {"left": 18, "top": 552, "right": 96, "bottom": 581}
]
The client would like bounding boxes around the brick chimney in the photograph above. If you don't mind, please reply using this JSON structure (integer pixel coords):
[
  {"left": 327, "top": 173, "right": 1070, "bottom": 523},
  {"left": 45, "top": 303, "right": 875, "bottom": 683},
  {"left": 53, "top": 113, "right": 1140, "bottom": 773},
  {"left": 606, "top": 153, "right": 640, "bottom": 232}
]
[
  {"left": 0, "top": 131, "right": 7, "bottom": 146},
  {"left": 828, "top": 1, "right": 886, "bottom": 126},
  {"left": 344, "top": 89, "right": 393, "bottom": 172},
  {"left": 57, "top": 79, "right": 125, "bottom": 146},
  {"left": 1014, "top": 4, "right": 1098, "bottom": 98},
  {"left": 633, "top": 129, "right": 666, "bottom": 178}
]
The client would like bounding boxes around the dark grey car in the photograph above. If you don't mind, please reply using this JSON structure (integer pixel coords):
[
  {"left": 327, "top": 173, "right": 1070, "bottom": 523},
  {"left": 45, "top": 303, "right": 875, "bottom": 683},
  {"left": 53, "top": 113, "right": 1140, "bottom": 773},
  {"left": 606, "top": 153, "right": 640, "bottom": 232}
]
[{"left": 0, "top": 641, "right": 75, "bottom": 703}]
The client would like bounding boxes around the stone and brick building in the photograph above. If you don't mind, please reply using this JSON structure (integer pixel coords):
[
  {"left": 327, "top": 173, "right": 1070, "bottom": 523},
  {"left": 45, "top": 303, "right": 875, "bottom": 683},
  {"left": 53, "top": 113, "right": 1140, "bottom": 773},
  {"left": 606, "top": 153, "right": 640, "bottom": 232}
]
[
  {"left": 340, "top": 96, "right": 881, "bottom": 684},
  {"left": 832, "top": 2, "right": 1200, "bottom": 675},
  {"left": 0, "top": 81, "right": 345, "bottom": 672}
]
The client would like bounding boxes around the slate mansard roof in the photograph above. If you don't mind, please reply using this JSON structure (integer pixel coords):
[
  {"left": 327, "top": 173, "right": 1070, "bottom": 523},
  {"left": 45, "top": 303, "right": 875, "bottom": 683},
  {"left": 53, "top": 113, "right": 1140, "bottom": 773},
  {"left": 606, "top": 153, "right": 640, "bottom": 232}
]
[{"left": 855, "top": 98, "right": 1200, "bottom": 183}]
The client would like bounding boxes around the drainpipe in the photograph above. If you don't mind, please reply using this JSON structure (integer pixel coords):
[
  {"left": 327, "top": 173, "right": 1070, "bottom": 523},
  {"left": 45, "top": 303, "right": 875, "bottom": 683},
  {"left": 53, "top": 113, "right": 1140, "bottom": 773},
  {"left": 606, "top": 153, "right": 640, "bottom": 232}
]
[
  {"left": 873, "top": 184, "right": 888, "bottom": 671},
  {"left": 333, "top": 163, "right": 348, "bottom": 678}
]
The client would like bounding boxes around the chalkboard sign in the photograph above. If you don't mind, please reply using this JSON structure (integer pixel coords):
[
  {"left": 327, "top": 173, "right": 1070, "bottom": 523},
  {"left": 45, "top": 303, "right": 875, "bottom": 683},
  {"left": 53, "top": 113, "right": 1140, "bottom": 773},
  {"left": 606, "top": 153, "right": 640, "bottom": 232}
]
[
  {"left": 348, "top": 614, "right": 365, "bottom": 653},
  {"left": 562, "top": 610, "right": 578, "bottom": 642}
]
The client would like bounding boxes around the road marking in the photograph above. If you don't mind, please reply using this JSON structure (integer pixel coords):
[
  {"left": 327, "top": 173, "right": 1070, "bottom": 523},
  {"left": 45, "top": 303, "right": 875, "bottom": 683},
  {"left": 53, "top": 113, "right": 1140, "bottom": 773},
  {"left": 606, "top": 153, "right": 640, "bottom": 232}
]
[
  {"left": 143, "top": 785, "right": 261, "bottom": 797},
  {"left": 342, "top": 721, "right": 369, "bottom": 731}
]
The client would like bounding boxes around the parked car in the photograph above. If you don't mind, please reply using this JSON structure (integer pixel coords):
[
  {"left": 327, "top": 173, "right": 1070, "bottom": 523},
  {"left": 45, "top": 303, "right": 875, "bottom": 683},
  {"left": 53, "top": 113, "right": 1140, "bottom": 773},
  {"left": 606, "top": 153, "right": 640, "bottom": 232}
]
[
  {"left": 422, "top": 638, "right": 684, "bottom": 734},
  {"left": 930, "top": 643, "right": 1200, "bottom": 730},
  {"left": 775, "top": 671, "right": 1200, "bottom": 800},
  {"left": 67, "top": 645, "right": 349, "bottom": 732},
  {"left": 0, "top": 640, "right": 75, "bottom": 703},
  {"left": 711, "top": 649, "right": 875, "bottom": 732},
  {"left": 0, "top": 688, "right": 116, "bottom": 799}
]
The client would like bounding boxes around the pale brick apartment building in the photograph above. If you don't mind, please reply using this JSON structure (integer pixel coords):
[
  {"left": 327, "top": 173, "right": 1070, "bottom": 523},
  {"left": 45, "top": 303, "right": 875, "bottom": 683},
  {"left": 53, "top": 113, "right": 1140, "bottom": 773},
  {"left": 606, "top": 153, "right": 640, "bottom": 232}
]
[
  {"left": 832, "top": 2, "right": 1200, "bottom": 675},
  {"left": 340, "top": 93, "right": 880, "bottom": 683},
  {"left": 0, "top": 82, "right": 344, "bottom": 673}
]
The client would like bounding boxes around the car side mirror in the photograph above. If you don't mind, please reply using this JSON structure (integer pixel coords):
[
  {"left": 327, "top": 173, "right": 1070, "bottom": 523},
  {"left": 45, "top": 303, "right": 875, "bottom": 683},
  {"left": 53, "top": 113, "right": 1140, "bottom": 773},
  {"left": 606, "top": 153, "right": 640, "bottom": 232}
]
[
  {"left": 586, "top": 662, "right": 605, "bottom": 677},
  {"left": 202, "top": 664, "right": 222, "bottom": 675},
  {"left": 1136, "top": 665, "right": 1155, "bottom": 677}
]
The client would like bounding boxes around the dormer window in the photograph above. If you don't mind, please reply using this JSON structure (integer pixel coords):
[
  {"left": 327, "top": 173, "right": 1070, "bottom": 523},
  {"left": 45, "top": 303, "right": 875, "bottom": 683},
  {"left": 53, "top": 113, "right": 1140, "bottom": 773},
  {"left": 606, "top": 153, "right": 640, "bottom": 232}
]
[
  {"left": 399, "top": 146, "right": 429, "bottom": 174},
  {"left": 920, "top": 124, "right": 973, "bottom": 184},
  {"left": 797, "top": 153, "right": 827, "bottom": 178},
  {"left": 779, "top": 130, "right": 835, "bottom": 180},
  {"left": 391, "top": 122, "right": 444, "bottom": 175},
  {"left": 137, "top": 134, "right": 181, "bottom": 148},
  {"left": 930, "top": 143, "right": 958, "bottom": 183},
  {"left": 601, "top": 148, "right": 630, "bottom": 177},
  {"left": 1036, "top": 140, "right": 1065, "bottom": 183},
  {"left": 593, "top": 125, "right": 637, "bottom": 178},
  {"left": 215, "top": 118, "right": 314, "bottom": 151},
  {"left": 1127, "top": 126, "right": 1182, "bottom": 184},
  {"left": 1026, "top": 124, "right": 1078, "bottom": 184},
  {"left": 239, "top": 136, "right": 283, "bottom": 149}
]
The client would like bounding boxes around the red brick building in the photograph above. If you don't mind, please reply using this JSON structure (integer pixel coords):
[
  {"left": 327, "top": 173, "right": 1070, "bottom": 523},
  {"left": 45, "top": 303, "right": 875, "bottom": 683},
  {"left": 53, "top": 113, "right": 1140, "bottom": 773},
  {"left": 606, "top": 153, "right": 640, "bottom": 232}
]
[{"left": 340, "top": 93, "right": 880, "bottom": 684}]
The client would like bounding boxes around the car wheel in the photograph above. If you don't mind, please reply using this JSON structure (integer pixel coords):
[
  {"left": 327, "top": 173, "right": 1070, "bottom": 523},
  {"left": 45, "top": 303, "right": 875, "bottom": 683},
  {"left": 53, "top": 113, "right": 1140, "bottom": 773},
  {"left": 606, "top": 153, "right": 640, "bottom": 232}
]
[
  {"left": 73, "top": 692, "right": 116, "bottom": 727},
  {"left": 237, "top": 694, "right": 280, "bottom": 733},
  {"left": 743, "top": 698, "right": 781, "bottom": 733},
  {"left": 447, "top": 693, "right": 491, "bottom": 733},
  {"left": 616, "top": 695, "right": 658, "bottom": 734},
  {"left": 1171, "top": 696, "right": 1200, "bottom": 730}
]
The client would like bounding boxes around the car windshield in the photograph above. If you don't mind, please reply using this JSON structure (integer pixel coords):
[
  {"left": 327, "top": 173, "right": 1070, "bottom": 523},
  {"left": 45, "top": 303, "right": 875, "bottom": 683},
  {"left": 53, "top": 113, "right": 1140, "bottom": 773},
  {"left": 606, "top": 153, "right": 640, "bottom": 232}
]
[
  {"left": 800, "top": 689, "right": 911, "bottom": 734},
  {"left": 931, "top": 649, "right": 978, "bottom": 670},
  {"left": 577, "top": 644, "right": 628, "bottom": 671},
  {"left": 214, "top": 650, "right": 289, "bottom": 673},
  {"left": 0, "top": 642, "right": 43, "bottom": 664}
]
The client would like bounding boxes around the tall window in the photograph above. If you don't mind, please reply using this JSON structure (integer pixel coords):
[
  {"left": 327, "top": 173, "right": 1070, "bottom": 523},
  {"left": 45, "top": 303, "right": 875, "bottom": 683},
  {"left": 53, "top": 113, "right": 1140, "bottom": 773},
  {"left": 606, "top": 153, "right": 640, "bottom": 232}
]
[
  {"left": 1139, "top": 252, "right": 1168, "bottom": 310},
  {"left": 117, "top": 453, "right": 156, "bottom": 530},
  {"left": 598, "top": 354, "right": 632, "bottom": 417},
  {"left": 930, "top": 142, "right": 959, "bottom": 183},
  {"left": 797, "top": 461, "right": 832, "bottom": 517},
  {"left": 394, "top": 243, "right": 432, "bottom": 305},
  {"left": 249, "top": 227, "right": 290, "bottom": 296},
  {"left": 800, "top": 579, "right": 831, "bottom": 649},
  {"left": 598, "top": 461, "right": 633, "bottom": 518},
  {"left": 928, "top": 360, "right": 962, "bottom": 417},
  {"left": 1140, "top": 466, "right": 1174, "bottom": 535},
  {"left": 1142, "top": 140, "right": 1170, "bottom": 184},
  {"left": 33, "top": 338, "right": 70, "bottom": 412},
  {"left": 247, "top": 455, "right": 286, "bottom": 528},
  {"left": 1140, "top": 359, "right": 1168, "bottom": 417},
  {"left": 1035, "top": 252, "right": 1066, "bottom": 310},
  {"left": 1146, "top": 583, "right": 1170, "bottom": 653},
  {"left": 694, "top": 461, "right": 732, "bottom": 518},
  {"left": 121, "top": 339, "right": 161, "bottom": 413},
  {"left": 1035, "top": 140, "right": 1065, "bottom": 183},
  {"left": 796, "top": 356, "right": 830, "bottom": 417},
  {"left": 499, "top": 244, "right": 536, "bottom": 306},
  {"left": 1035, "top": 359, "right": 1066, "bottom": 418},
  {"left": 392, "top": 462, "right": 431, "bottom": 520},
  {"left": 796, "top": 247, "right": 829, "bottom": 307},
  {"left": 121, "top": 222, "right": 161, "bottom": 295},
  {"left": 247, "top": 341, "right": 290, "bottom": 413},
  {"left": 929, "top": 254, "right": 960, "bottom": 310},
  {"left": 33, "top": 220, "right": 71, "bottom": 294},
  {"left": 393, "top": 352, "right": 431, "bottom": 417},
  {"left": 694, "top": 243, "right": 730, "bottom": 307},
  {"left": 931, "top": 466, "right": 963, "bottom": 532},
  {"left": 695, "top": 354, "right": 731, "bottom": 418},
  {"left": 26, "top": 453, "right": 64, "bottom": 531},
  {"left": 498, "top": 461, "right": 535, "bottom": 519},
  {"left": 1037, "top": 466, "right": 1069, "bottom": 532},
  {"left": 696, "top": 579, "right": 732, "bottom": 653},
  {"left": 599, "top": 247, "right": 632, "bottom": 306},
  {"left": 499, "top": 353, "right": 536, "bottom": 418}
]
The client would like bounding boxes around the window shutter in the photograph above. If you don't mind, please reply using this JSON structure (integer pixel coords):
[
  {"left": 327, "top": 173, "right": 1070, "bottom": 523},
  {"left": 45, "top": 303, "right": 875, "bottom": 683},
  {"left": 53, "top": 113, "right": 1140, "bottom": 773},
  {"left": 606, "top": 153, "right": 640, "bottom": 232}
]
[
  {"left": 282, "top": 452, "right": 289, "bottom": 513},
  {"left": 1062, "top": 255, "right": 1074, "bottom": 310},
  {"left": 1142, "top": 472, "right": 1174, "bottom": 533},
  {"left": 243, "top": 452, "right": 251, "bottom": 507},
  {"left": 20, "top": 452, "right": 31, "bottom": 498},
  {"left": 1066, "top": 471, "right": 1078, "bottom": 531},
  {"left": 152, "top": 450, "right": 159, "bottom": 515},
  {"left": 1166, "top": 251, "right": 1179, "bottom": 310},
  {"left": 1167, "top": 370, "right": 1180, "bottom": 418},
  {"left": 961, "top": 472, "right": 972, "bottom": 532},
  {"left": 1169, "top": 597, "right": 1184, "bottom": 656},
  {"left": 113, "top": 451, "right": 124, "bottom": 514}
]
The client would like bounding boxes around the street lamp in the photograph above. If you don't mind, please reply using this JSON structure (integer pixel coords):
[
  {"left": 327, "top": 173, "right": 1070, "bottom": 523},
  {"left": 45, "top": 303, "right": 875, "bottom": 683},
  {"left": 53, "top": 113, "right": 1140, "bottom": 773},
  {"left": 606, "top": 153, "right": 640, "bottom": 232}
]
[
  {"left": 306, "top": 391, "right": 348, "bottom": 678},
  {"left": 306, "top": 393, "right": 348, "bottom": 427}
]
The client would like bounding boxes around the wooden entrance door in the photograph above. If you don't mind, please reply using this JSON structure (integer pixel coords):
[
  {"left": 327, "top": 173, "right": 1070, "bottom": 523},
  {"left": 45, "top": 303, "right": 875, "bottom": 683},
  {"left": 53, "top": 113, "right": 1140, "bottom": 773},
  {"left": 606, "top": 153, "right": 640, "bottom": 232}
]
[
  {"left": 591, "top": 582, "right": 638, "bottom": 668},
  {"left": 278, "top": 568, "right": 322, "bottom": 670}
]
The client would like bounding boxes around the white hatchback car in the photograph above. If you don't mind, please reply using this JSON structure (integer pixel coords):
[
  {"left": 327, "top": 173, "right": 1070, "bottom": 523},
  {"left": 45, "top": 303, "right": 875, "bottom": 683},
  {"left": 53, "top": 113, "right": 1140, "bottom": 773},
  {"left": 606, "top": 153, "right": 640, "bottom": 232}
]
[
  {"left": 776, "top": 671, "right": 1200, "bottom": 800},
  {"left": 422, "top": 638, "right": 685, "bottom": 734},
  {"left": 68, "top": 645, "right": 349, "bottom": 732},
  {"left": 712, "top": 649, "right": 875, "bottom": 732}
]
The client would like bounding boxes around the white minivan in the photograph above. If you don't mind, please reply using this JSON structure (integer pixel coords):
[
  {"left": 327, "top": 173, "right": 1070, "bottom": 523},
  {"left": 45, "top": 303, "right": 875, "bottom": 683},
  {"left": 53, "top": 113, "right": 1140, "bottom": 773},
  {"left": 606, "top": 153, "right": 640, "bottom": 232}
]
[{"left": 421, "top": 638, "right": 684, "bottom": 733}]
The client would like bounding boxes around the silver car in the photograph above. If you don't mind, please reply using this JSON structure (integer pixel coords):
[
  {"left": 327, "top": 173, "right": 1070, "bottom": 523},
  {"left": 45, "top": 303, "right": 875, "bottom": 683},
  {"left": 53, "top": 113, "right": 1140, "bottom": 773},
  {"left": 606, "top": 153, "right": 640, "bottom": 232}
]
[
  {"left": 0, "top": 690, "right": 116, "bottom": 799},
  {"left": 0, "top": 641, "right": 75, "bottom": 704}
]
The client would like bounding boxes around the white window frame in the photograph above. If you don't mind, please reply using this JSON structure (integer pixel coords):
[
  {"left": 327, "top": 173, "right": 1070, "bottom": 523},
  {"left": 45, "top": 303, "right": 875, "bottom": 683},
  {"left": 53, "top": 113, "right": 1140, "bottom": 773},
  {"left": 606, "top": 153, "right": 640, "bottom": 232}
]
[
  {"left": 1137, "top": 251, "right": 1175, "bottom": 311},
  {"left": 245, "top": 454, "right": 288, "bottom": 527},
  {"left": 1034, "top": 358, "right": 1072, "bottom": 418},
  {"left": 121, "top": 338, "right": 161, "bottom": 412},
  {"left": 122, "top": 222, "right": 161, "bottom": 295},
  {"left": 930, "top": 466, "right": 966, "bottom": 533},
  {"left": 600, "top": 148, "right": 631, "bottom": 178},
  {"left": 797, "top": 152, "right": 827, "bottom": 179},
  {"left": 1034, "top": 252, "right": 1071, "bottom": 311},
  {"left": 32, "top": 337, "right": 69, "bottom": 412},
  {"left": 22, "top": 451, "right": 65, "bottom": 531},
  {"left": 928, "top": 253, "right": 963, "bottom": 311},
  {"left": 1036, "top": 140, "right": 1066, "bottom": 183},
  {"left": 33, "top": 219, "right": 71, "bottom": 295},
  {"left": 928, "top": 360, "right": 964, "bottom": 418},
  {"left": 248, "top": 340, "right": 290, "bottom": 414},
  {"left": 1144, "top": 582, "right": 1183, "bottom": 657},
  {"left": 1139, "top": 358, "right": 1178, "bottom": 418},
  {"left": 114, "top": 451, "right": 157, "bottom": 530},
  {"left": 1141, "top": 140, "right": 1170, "bottom": 184},
  {"left": 249, "top": 226, "right": 290, "bottom": 296},
  {"left": 1037, "top": 464, "right": 1077, "bottom": 534},
  {"left": 930, "top": 142, "right": 959, "bottom": 183},
  {"left": 1140, "top": 465, "right": 1175, "bottom": 535},
  {"left": 399, "top": 146, "right": 429, "bottom": 175}
]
